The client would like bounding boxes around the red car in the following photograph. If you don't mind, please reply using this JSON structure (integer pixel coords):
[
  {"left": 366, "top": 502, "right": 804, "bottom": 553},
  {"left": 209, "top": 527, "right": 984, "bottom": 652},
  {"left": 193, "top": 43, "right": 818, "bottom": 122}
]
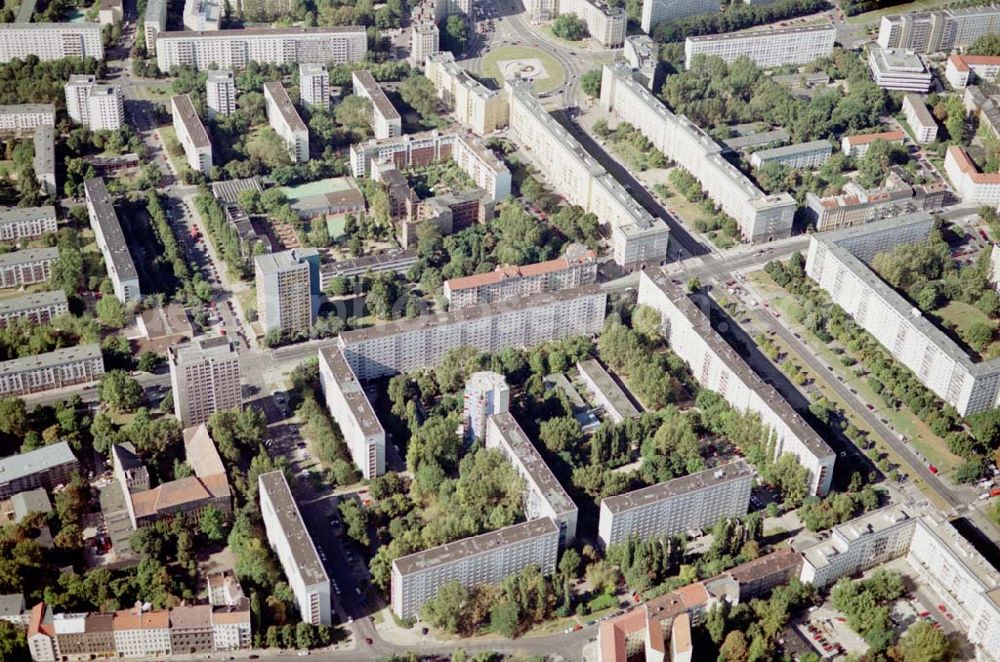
[
  {"left": 929, "top": 465, "right": 939, "bottom": 474},
  {"left": 364, "top": 637, "right": 373, "bottom": 645}
]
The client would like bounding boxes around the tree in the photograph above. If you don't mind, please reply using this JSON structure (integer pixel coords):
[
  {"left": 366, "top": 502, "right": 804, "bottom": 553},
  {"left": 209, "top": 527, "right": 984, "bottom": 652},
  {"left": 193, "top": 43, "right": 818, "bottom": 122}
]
[
  {"left": 441, "top": 15, "right": 467, "bottom": 53},
  {"left": 581, "top": 69, "right": 602, "bottom": 98},
  {"left": 246, "top": 127, "right": 292, "bottom": 168},
  {"left": 334, "top": 95, "right": 373, "bottom": 135},
  {"left": 969, "top": 33, "right": 1000, "bottom": 56},
  {"left": 558, "top": 548, "right": 581, "bottom": 579},
  {"left": 0, "top": 620, "right": 27, "bottom": 660},
  {"left": 96, "top": 296, "right": 126, "bottom": 328},
  {"left": 199, "top": 506, "right": 227, "bottom": 542},
  {"left": 136, "top": 351, "right": 162, "bottom": 373},
  {"left": 98, "top": 370, "right": 143, "bottom": 413},
  {"left": 421, "top": 581, "right": 469, "bottom": 633},
  {"left": 399, "top": 75, "right": 440, "bottom": 119},
  {"left": 719, "top": 630, "right": 749, "bottom": 662},
  {"left": 489, "top": 600, "right": 520, "bottom": 637},
  {"left": 539, "top": 416, "right": 582, "bottom": 453},
  {"left": 890, "top": 619, "right": 952, "bottom": 662},
  {"left": 552, "top": 13, "right": 588, "bottom": 40},
  {"left": 0, "top": 397, "right": 27, "bottom": 438}
]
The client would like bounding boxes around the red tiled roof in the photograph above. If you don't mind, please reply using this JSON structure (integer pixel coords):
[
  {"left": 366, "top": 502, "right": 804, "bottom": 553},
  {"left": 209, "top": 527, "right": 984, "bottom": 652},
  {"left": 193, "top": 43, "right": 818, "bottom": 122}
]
[
  {"left": 444, "top": 250, "right": 596, "bottom": 292},
  {"left": 948, "top": 145, "right": 1000, "bottom": 184},
  {"left": 845, "top": 130, "right": 905, "bottom": 146}
]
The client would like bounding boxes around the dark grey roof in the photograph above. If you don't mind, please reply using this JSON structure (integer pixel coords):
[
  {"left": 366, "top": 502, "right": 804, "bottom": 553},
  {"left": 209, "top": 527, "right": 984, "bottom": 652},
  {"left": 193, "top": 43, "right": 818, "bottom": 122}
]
[
  {"left": 600, "top": 461, "right": 753, "bottom": 514},
  {"left": 84, "top": 177, "right": 139, "bottom": 282}
]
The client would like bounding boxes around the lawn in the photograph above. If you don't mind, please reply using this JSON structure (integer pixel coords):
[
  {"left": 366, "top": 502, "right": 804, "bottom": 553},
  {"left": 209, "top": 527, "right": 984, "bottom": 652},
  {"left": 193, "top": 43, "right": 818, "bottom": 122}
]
[
  {"left": 480, "top": 45, "right": 566, "bottom": 95},
  {"left": 933, "top": 300, "right": 1000, "bottom": 358}
]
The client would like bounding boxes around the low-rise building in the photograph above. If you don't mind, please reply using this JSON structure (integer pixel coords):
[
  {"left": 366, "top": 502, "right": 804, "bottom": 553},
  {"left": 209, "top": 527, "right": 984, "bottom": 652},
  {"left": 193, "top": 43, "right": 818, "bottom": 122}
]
[
  {"left": 867, "top": 45, "right": 932, "bottom": 92},
  {"left": 597, "top": 461, "right": 753, "bottom": 549},
  {"left": 425, "top": 52, "right": 509, "bottom": 135},
  {"left": 0, "top": 248, "right": 58, "bottom": 289},
  {"left": 0, "top": 441, "right": 78, "bottom": 500},
  {"left": 749, "top": 140, "right": 832, "bottom": 170},
  {"left": 391, "top": 517, "right": 560, "bottom": 620},
  {"left": 902, "top": 93, "right": 938, "bottom": 143},
  {"left": 684, "top": 24, "right": 836, "bottom": 69},
  {"left": 945, "top": 145, "right": 1000, "bottom": 204},
  {"left": 263, "top": 81, "right": 309, "bottom": 163},
  {"left": 0, "top": 104, "right": 55, "bottom": 134},
  {"left": 485, "top": 412, "right": 578, "bottom": 544},
  {"left": 259, "top": 471, "right": 331, "bottom": 625},
  {"left": 0, "top": 290, "right": 68, "bottom": 329},
  {"left": 0, "top": 343, "right": 104, "bottom": 398},
  {"left": 84, "top": 177, "right": 141, "bottom": 303},
  {"left": 805, "top": 169, "right": 946, "bottom": 232},
  {"left": 318, "top": 346, "right": 385, "bottom": 479},
  {"left": 352, "top": 70, "right": 400, "bottom": 139},
  {"left": 171, "top": 94, "right": 213, "bottom": 175},
  {"left": 946, "top": 54, "right": 1000, "bottom": 89},
  {"left": 576, "top": 358, "right": 640, "bottom": 423},
  {"left": 318, "top": 248, "right": 418, "bottom": 289},
  {"left": 0, "top": 206, "right": 57, "bottom": 242},
  {"left": 840, "top": 130, "right": 905, "bottom": 157},
  {"left": 400, "top": 188, "right": 494, "bottom": 248}
]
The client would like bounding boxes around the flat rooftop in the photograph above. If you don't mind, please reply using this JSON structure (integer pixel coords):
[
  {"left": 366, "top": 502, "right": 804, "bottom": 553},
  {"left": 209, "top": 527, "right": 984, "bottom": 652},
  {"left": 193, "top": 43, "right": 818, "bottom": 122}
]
[
  {"left": 752, "top": 139, "right": 832, "bottom": 161},
  {"left": 319, "top": 347, "right": 384, "bottom": 438},
  {"left": 903, "top": 93, "right": 937, "bottom": 127},
  {"left": 600, "top": 460, "right": 753, "bottom": 514},
  {"left": 0, "top": 289, "right": 67, "bottom": 316},
  {"left": 0, "top": 247, "right": 58, "bottom": 266},
  {"left": 0, "top": 440, "right": 76, "bottom": 485},
  {"left": 393, "top": 517, "right": 557, "bottom": 576},
  {"left": 171, "top": 94, "right": 211, "bottom": 149},
  {"left": 258, "top": 471, "right": 329, "bottom": 587},
  {"left": 353, "top": 70, "right": 400, "bottom": 122},
  {"left": 687, "top": 23, "right": 835, "bottom": 43},
  {"left": 83, "top": 177, "right": 139, "bottom": 283},
  {"left": 576, "top": 359, "right": 639, "bottom": 420},
  {"left": 0, "top": 103, "right": 55, "bottom": 117},
  {"left": 0, "top": 205, "right": 55, "bottom": 225},
  {"left": 0, "top": 343, "right": 102, "bottom": 376},
  {"left": 254, "top": 248, "right": 317, "bottom": 275},
  {"left": 156, "top": 25, "right": 365, "bottom": 39},
  {"left": 265, "top": 82, "right": 307, "bottom": 132}
]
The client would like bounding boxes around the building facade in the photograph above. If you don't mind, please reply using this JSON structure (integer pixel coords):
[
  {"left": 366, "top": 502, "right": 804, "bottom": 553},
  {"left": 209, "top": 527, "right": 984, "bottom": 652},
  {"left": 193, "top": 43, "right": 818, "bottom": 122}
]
[
  {"left": 463, "top": 371, "right": 510, "bottom": 442},
  {"left": 749, "top": 140, "right": 833, "bottom": 170},
  {"left": 0, "top": 23, "right": 103, "bottom": 62},
  {"left": 259, "top": 471, "right": 332, "bottom": 625},
  {"left": 867, "top": 45, "right": 933, "bottom": 92},
  {"left": 410, "top": 21, "right": 439, "bottom": 66},
  {"left": 168, "top": 336, "right": 242, "bottom": 427},
  {"left": 945, "top": 54, "right": 1000, "bottom": 89},
  {"left": 143, "top": 0, "right": 166, "bottom": 55},
  {"left": 171, "top": 94, "right": 214, "bottom": 175},
  {"left": 84, "top": 177, "right": 141, "bottom": 303},
  {"left": 877, "top": 6, "right": 1000, "bottom": 54},
  {"left": 300, "top": 63, "right": 330, "bottom": 110},
  {"left": 684, "top": 25, "right": 836, "bottom": 70},
  {"left": 451, "top": 134, "right": 512, "bottom": 202},
  {"left": 637, "top": 271, "right": 835, "bottom": 496},
  {"left": 425, "top": 52, "right": 508, "bottom": 135},
  {"left": 352, "top": 70, "right": 401, "bottom": 139},
  {"left": 804, "top": 170, "right": 946, "bottom": 232},
  {"left": 254, "top": 248, "right": 318, "bottom": 337},
  {"left": 841, "top": 130, "right": 906, "bottom": 157},
  {"left": 945, "top": 145, "right": 1000, "bottom": 204},
  {"left": 0, "top": 441, "right": 78, "bottom": 500},
  {"left": 0, "top": 206, "right": 57, "bottom": 242},
  {"left": 0, "top": 248, "right": 57, "bottom": 289},
  {"left": 542, "top": 0, "right": 626, "bottom": 48},
  {"left": 902, "top": 93, "right": 938, "bottom": 143},
  {"left": 206, "top": 70, "right": 237, "bottom": 116},
  {"left": 318, "top": 346, "right": 385, "bottom": 479},
  {"left": 65, "top": 76, "right": 125, "bottom": 131},
  {"left": 0, "top": 290, "right": 68, "bottom": 329},
  {"left": 263, "top": 81, "right": 309, "bottom": 163},
  {"left": 0, "top": 104, "right": 55, "bottom": 133},
  {"left": 640, "top": 0, "right": 719, "bottom": 33}
]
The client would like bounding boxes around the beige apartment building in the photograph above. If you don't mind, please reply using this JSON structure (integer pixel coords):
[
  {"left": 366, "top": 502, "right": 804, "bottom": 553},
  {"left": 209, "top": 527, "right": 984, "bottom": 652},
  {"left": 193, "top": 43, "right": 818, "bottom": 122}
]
[
  {"left": 168, "top": 336, "right": 242, "bottom": 427},
  {"left": 425, "top": 52, "right": 509, "bottom": 135}
]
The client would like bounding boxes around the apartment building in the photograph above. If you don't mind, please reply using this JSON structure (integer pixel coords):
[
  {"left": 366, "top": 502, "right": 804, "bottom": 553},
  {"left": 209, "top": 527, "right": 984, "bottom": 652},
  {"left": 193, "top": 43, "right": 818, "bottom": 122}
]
[
  {"left": 463, "top": 371, "right": 510, "bottom": 442},
  {"left": 299, "top": 63, "right": 330, "bottom": 110},
  {"left": 637, "top": 271, "right": 835, "bottom": 496},
  {"left": 749, "top": 140, "right": 832, "bottom": 170},
  {"left": 409, "top": 21, "right": 439, "bottom": 67},
  {"left": 902, "top": 93, "right": 938, "bottom": 143},
  {"left": 867, "top": 45, "right": 933, "bottom": 92},
  {"left": 64, "top": 76, "right": 125, "bottom": 131},
  {"left": 451, "top": 134, "right": 512, "bottom": 201},
  {"left": 807, "top": 212, "right": 1000, "bottom": 416},
  {"left": 318, "top": 248, "right": 418, "bottom": 288},
  {"left": 168, "top": 336, "right": 242, "bottom": 427},
  {"left": 183, "top": 0, "right": 221, "bottom": 31},
  {"left": 0, "top": 104, "right": 55, "bottom": 133},
  {"left": 84, "top": 177, "right": 141, "bottom": 303},
  {"left": 877, "top": 5, "right": 1000, "bottom": 54},
  {"left": 597, "top": 461, "right": 753, "bottom": 549},
  {"left": 259, "top": 471, "right": 332, "bottom": 625},
  {"left": 401, "top": 188, "right": 493, "bottom": 246},
  {"left": 171, "top": 94, "right": 214, "bottom": 175},
  {"left": 623, "top": 34, "right": 659, "bottom": 90},
  {"left": 155, "top": 26, "right": 367, "bottom": 72},
  {"left": 684, "top": 25, "right": 836, "bottom": 69},
  {"left": 485, "top": 412, "right": 578, "bottom": 545},
  {"left": 206, "top": 70, "right": 237, "bottom": 116},
  {"left": 425, "top": 52, "right": 508, "bottom": 135},
  {"left": 841, "top": 130, "right": 906, "bottom": 157},
  {"left": 0, "top": 441, "right": 78, "bottom": 500},
  {"left": 805, "top": 169, "right": 946, "bottom": 232},
  {"left": 33, "top": 125, "right": 56, "bottom": 197},
  {"left": 577, "top": 358, "right": 640, "bottom": 423},
  {"left": 946, "top": 54, "right": 1000, "bottom": 89},
  {"left": 0, "top": 248, "right": 57, "bottom": 289},
  {"left": 542, "top": 0, "right": 626, "bottom": 48},
  {"left": 640, "top": 0, "right": 719, "bottom": 33},
  {"left": 263, "top": 82, "right": 309, "bottom": 163},
  {"left": 0, "top": 290, "right": 68, "bottom": 329},
  {"left": 0, "top": 206, "right": 57, "bottom": 242},
  {"left": 444, "top": 244, "right": 597, "bottom": 309},
  {"left": 255, "top": 248, "right": 318, "bottom": 337},
  {"left": 945, "top": 145, "right": 1000, "bottom": 204},
  {"left": 350, "top": 129, "right": 456, "bottom": 176},
  {"left": 0, "top": 23, "right": 103, "bottom": 63},
  {"left": 143, "top": 0, "right": 166, "bottom": 55},
  {"left": 352, "top": 70, "right": 401, "bottom": 139},
  {"left": 391, "top": 517, "right": 560, "bottom": 619},
  {"left": 337, "top": 285, "right": 608, "bottom": 380},
  {"left": 509, "top": 79, "right": 671, "bottom": 264},
  {"left": 0, "top": 342, "right": 104, "bottom": 398},
  {"left": 318, "top": 346, "right": 385, "bottom": 479},
  {"left": 600, "top": 64, "right": 795, "bottom": 244}
]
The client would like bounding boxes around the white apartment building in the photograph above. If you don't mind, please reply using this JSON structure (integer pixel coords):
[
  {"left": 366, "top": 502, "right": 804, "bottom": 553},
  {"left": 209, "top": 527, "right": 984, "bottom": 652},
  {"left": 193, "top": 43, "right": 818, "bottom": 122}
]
[
  {"left": 83, "top": 177, "right": 141, "bottom": 303},
  {"left": 168, "top": 335, "right": 242, "bottom": 427},
  {"left": 255, "top": 248, "right": 318, "bottom": 337},
  {"left": 945, "top": 145, "right": 1000, "bottom": 205},
  {"left": 600, "top": 64, "right": 795, "bottom": 244},
  {"left": 0, "top": 248, "right": 58, "bottom": 289},
  {"left": 463, "top": 371, "right": 510, "bottom": 442},
  {"left": 806, "top": 212, "right": 1000, "bottom": 416},
  {"left": 444, "top": 244, "right": 597, "bottom": 309},
  {"left": 0, "top": 206, "right": 57, "bottom": 242},
  {"left": 143, "top": 0, "right": 166, "bottom": 55},
  {"left": 391, "top": 517, "right": 560, "bottom": 619},
  {"left": 841, "top": 130, "right": 906, "bottom": 157},
  {"left": 684, "top": 25, "right": 836, "bottom": 70},
  {"left": 337, "top": 285, "right": 608, "bottom": 380},
  {"left": 485, "top": 412, "right": 578, "bottom": 545},
  {"left": 597, "top": 461, "right": 753, "bottom": 549},
  {"left": 263, "top": 82, "right": 309, "bottom": 163},
  {"left": 877, "top": 5, "right": 1000, "bottom": 54},
  {"left": 112, "top": 609, "right": 171, "bottom": 658},
  {"left": 155, "top": 26, "right": 366, "bottom": 72},
  {"left": 450, "top": 133, "right": 511, "bottom": 201},
  {"left": 409, "top": 21, "right": 439, "bottom": 67},
  {"left": 183, "top": 0, "right": 221, "bottom": 31},
  {"left": 0, "top": 23, "right": 103, "bottom": 63},
  {"left": 352, "top": 70, "right": 401, "bottom": 140},
  {"left": 0, "top": 343, "right": 103, "bottom": 397},
  {"left": 508, "top": 79, "right": 670, "bottom": 265},
  {"left": 637, "top": 271, "right": 836, "bottom": 496},
  {"left": 206, "top": 70, "right": 237, "bottom": 116},
  {"left": 623, "top": 34, "right": 659, "bottom": 90},
  {"left": 945, "top": 54, "right": 1000, "bottom": 89},
  {"left": 171, "top": 94, "right": 213, "bottom": 175},
  {"left": 259, "top": 471, "right": 332, "bottom": 625},
  {"left": 867, "top": 45, "right": 932, "bottom": 92},
  {"left": 33, "top": 126, "right": 56, "bottom": 197},
  {"left": 577, "top": 358, "right": 640, "bottom": 423},
  {"left": 300, "top": 63, "right": 330, "bottom": 110},
  {"left": 65, "top": 76, "right": 125, "bottom": 131},
  {"left": 640, "top": 0, "right": 719, "bottom": 33},
  {"left": 0, "top": 104, "right": 55, "bottom": 133},
  {"left": 546, "top": 0, "right": 626, "bottom": 48},
  {"left": 318, "top": 346, "right": 385, "bottom": 479},
  {"left": 902, "top": 93, "right": 938, "bottom": 143},
  {"left": 425, "top": 52, "right": 509, "bottom": 135},
  {"left": 749, "top": 140, "right": 833, "bottom": 170},
  {"left": 0, "top": 290, "right": 68, "bottom": 329}
]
